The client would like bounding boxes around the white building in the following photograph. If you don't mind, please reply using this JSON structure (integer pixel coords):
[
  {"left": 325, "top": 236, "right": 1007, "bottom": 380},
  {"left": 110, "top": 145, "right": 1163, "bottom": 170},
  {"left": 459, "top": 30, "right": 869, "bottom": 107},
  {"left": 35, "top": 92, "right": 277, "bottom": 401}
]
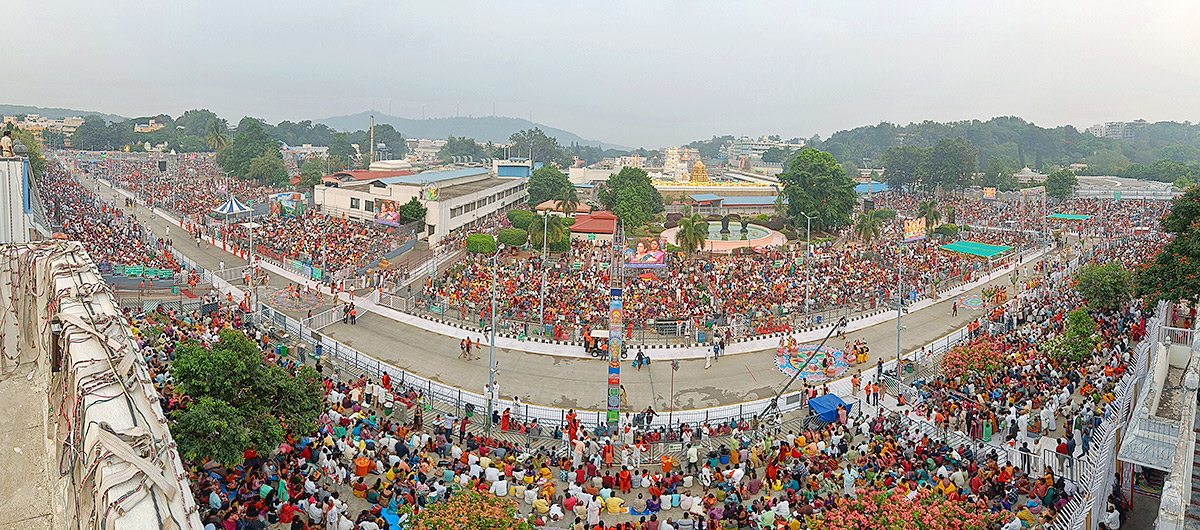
[
  {"left": 1085, "top": 120, "right": 1148, "bottom": 141},
  {"left": 726, "top": 136, "right": 805, "bottom": 163},
  {"left": 314, "top": 167, "right": 527, "bottom": 243}
]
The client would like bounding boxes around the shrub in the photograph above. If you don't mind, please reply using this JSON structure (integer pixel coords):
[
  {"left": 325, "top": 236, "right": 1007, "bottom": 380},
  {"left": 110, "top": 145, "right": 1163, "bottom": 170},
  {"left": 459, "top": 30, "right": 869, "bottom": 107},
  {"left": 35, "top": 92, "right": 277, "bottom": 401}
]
[
  {"left": 664, "top": 221, "right": 678, "bottom": 229},
  {"left": 497, "top": 228, "right": 528, "bottom": 247},
  {"left": 873, "top": 209, "right": 897, "bottom": 219},
  {"left": 706, "top": 215, "right": 723, "bottom": 222},
  {"left": 782, "top": 229, "right": 798, "bottom": 240},
  {"left": 933, "top": 224, "right": 959, "bottom": 237},
  {"left": 549, "top": 235, "right": 571, "bottom": 252},
  {"left": 465, "top": 234, "right": 497, "bottom": 254},
  {"left": 753, "top": 214, "right": 770, "bottom": 223},
  {"left": 648, "top": 225, "right": 665, "bottom": 235},
  {"left": 561, "top": 217, "right": 576, "bottom": 226},
  {"left": 765, "top": 218, "right": 785, "bottom": 230},
  {"left": 666, "top": 243, "right": 682, "bottom": 252},
  {"left": 507, "top": 209, "right": 533, "bottom": 230},
  {"left": 666, "top": 212, "right": 684, "bottom": 222}
]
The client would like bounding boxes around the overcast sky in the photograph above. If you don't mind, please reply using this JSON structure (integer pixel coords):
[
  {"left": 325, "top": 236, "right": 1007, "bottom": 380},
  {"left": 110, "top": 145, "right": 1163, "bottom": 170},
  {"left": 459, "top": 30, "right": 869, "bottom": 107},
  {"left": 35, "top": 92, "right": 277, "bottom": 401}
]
[{"left": 5, "top": 1, "right": 1199, "bottom": 147}]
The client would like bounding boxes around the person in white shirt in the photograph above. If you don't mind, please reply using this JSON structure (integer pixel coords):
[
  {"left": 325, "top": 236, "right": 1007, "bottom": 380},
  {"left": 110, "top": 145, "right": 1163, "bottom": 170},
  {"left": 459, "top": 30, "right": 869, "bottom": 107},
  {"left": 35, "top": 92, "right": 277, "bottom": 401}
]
[
  {"left": 485, "top": 465, "right": 501, "bottom": 483},
  {"left": 490, "top": 478, "right": 509, "bottom": 497}
]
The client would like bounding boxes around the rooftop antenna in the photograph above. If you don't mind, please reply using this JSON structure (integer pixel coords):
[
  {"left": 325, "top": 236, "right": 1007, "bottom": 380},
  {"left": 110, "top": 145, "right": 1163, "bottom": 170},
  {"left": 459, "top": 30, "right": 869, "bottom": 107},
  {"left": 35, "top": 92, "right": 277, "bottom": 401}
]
[
  {"left": 422, "top": 104, "right": 425, "bottom": 120},
  {"left": 370, "top": 114, "right": 375, "bottom": 165}
]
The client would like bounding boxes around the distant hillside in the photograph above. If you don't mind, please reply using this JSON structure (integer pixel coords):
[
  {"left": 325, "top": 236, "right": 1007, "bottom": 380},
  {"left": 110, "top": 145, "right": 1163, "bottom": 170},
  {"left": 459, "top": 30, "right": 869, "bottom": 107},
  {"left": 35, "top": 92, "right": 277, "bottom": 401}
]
[
  {"left": 0, "top": 103, "right": 126, "bottom": 123},
  {"left": 317, "top": 112, "right": 628, "bottom": 150}
]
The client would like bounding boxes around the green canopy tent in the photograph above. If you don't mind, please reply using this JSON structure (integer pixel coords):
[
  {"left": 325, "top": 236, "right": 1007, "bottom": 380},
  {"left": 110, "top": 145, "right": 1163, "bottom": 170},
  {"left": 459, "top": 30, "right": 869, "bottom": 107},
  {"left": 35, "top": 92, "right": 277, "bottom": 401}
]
[
  {"left": 940, "top": 240, "right": 1015, "bottom": 282},
  {"left": 1047, "top": 213, "right": 1091, "bottom": 221}
]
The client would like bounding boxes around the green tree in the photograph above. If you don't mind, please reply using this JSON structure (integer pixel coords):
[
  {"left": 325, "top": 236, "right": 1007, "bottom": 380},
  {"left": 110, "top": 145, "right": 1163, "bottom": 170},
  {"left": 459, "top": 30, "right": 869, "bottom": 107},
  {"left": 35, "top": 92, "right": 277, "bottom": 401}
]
[
  {"left": 597, "top": 167, "right": 663, "bottom": 228},
  {"left": 438, "top": 136, "right": 487, "bottom": 163},
  {"left": 1074, "top": 262, "right": 1131, "bottom": 313},
  {"left": 498, "top": 228, "right": 528, "bottom": 247},
  {"left": 1044, "top": 169, "right": 1078, "bottom": 199},
  {"left": 396, "top": 196, "right": 427, "bottom": 224},
  {"left": 328, "top": 133, "right": 355, "bottom": 162},
  {"left": 509, "top": 128, "right": 570, "bottom": 166},
  {"left": 217, "top": 117, "right": 280, "bottom": 177},
  {"left": 205, "top": 119, "right": 230, "bottom": 152},
  {"left": 854, "top": 209, "right": 884, "bottom": 243},
  {"left": 176, "top": 109, "right": 222, "bottom": 138},
  {"left": 554, "top": 186, "right": 581, "bottom": 216},
  {"left": 353, "top": 123, "right": 408, "bottom": 161},
  {"left": 1044, "top": 309, "right": 1099, "bottom": 363},
  {"left": 777, "top": 148, "right": 857, "bottom": 231},
  {"left": 761, "top": 146, "right": 792, "bottom": 164},
  {"left": 980, "top": 157, "right": 1017, "bottom": 190},
  {"left": 507, "top": 209, "right": 534, "bottom": 230},
  {"left": 245, "top": 154, "right": 288, "bottom": 186},
  {"left": 527, "top": 212, "right": 566, "bottom": 250},
  {"left": 465, "top": 233, "right": 498, "bottom": 254},
  {"left": 170, "top": 330, "right": 322, "bottom": 466},
  {"left": 71, "top": 115, "right": 117, "bottom": 150},
  {"left": 1175, "top": 175, "right": 1194, "bottom": 190},
  {"left": 923, "top": 137, "right": 978, "bottom": 194},
  {"left": 1135, "top": 186, "right": 1200, "bottom": 305},
  {"left": 674, "top": 213, "right": 709, "bottom": 256},
  {"left": 528, "top": 165, "right": 572, "bottom": 206},
  {"left": 6, "top": 128, "right": 47, "bottom": 181},
  {"left": 916, "top": 200, "right": 941, "bottom": 235},
  {"left": 298, "top": 158, "right": 326, "bottom": 187},
  {"left": 880, "top": 145, "right": 926, "bottom": 190}
]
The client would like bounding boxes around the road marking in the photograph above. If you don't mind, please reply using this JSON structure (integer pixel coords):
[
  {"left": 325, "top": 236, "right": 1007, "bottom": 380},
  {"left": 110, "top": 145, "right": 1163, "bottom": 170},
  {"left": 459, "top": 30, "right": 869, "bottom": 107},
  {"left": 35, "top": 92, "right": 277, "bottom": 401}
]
[{"left": 745, "top": 364, "right": 757, "bottom": 383}]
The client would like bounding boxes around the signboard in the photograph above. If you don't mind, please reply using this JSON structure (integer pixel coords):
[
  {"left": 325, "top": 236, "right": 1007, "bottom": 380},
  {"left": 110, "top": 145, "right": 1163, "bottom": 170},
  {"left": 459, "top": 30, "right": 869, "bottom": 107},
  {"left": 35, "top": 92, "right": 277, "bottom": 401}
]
[
  {"left": 145, "top": 267, "right": 159, "bottom": 278},
  {"left": 588, "top": 233, "right": 596, "bottom": 241},
  {"left": 158, "top": 269, "right": 173, "bottom": 279},
  {"left": 625, "top": 238, "right": 668, "bottom": 268},
  {"left": 125, "top": 266, "right": 144, "bottom": 277},
  {"left": 982, "top": 187, "right": 997, "bottom": 200},
  {"left": 269, "top": 192, "right": 304, "bottom": 218},
  {"left": 422, "top": 182, "right": 440, "bottom": 201},
  {"left": 902, "top": 218, "right": 927, "bottom": 242},
  {"left": 312, "top": 267, "right": 323, "bottom": 281},
  {"left": 374, "top": 198, "right": 403, "bottom": 227},
  {"left": 607, "top": 288, "right": 623, "bottom": 426}
]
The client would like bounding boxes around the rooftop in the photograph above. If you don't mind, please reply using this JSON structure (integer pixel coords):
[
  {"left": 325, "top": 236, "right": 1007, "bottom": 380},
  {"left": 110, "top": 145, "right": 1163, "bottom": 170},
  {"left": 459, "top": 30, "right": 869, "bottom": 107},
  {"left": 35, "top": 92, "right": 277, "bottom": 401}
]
[
  {"left": 571, "top": 211, "right": 618, "bottom": 234},
  {"left": 939, "top": 240, "right": 1014, "bottom": 258}
]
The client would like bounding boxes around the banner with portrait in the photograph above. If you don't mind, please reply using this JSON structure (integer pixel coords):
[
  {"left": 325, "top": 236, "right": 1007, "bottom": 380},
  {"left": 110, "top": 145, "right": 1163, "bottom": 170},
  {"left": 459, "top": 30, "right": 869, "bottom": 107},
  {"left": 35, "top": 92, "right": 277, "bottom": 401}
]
[
  {"left": 982, "top": 187, "right": 996, "bottom": 200},
  {"left": 625, "top": 237, "right": 668, "bottom": 268},
  {"left": 374, "top": 198, "right": 402, "bottom": 227},
  {"left": 902, "top": 218, "right": 926, "bottom": 242},
  {"left": 269, "top": 192, "right": 305, "bottom": 218}
]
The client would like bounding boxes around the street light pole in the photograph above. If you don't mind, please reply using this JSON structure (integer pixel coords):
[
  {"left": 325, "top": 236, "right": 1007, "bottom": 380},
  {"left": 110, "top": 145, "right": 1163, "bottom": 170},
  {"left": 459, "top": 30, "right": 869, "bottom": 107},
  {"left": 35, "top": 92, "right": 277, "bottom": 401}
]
[
  {"left": 486, "top": 248, "right": 500, "bottom": 435},
  {"left": 896, "top": 237, "right": 903, "bottom": 383},
  {"left": 799, "top": 212, "right": 816, "bottom": 326},
  {"left": 539, "top": 213, "right": 547, "bottom": 336}
]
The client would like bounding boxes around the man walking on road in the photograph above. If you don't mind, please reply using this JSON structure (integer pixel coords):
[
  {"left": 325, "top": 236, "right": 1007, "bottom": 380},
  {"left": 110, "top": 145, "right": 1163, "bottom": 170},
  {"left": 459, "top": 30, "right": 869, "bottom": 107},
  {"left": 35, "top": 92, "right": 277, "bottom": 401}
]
[{"left": 952, "top": 300, "right": 958, "bottom": 316}]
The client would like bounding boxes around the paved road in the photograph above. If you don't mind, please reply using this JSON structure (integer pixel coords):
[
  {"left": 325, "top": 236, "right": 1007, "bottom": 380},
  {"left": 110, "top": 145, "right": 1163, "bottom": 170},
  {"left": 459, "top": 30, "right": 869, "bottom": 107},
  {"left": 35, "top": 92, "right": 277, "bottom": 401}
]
[{"left": 86, "top": 174, "right": 1062, "bottom": 411}]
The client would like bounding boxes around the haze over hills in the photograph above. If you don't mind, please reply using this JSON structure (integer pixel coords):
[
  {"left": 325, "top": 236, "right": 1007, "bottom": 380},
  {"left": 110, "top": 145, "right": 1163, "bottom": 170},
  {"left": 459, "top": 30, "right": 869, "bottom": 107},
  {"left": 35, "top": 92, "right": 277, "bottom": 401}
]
[
  {"left": 316, "top": 111, "right": 630, "bottom": 150},
  {"left": 0, "top": 103, "right": 125, "bottom": 123}
]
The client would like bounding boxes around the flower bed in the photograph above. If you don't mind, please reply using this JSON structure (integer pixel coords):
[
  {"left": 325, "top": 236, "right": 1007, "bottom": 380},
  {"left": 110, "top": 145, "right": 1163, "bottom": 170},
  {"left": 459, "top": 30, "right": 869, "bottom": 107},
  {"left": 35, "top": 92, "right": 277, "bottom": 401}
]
[{"left": 941, "top": 338, "right": 1003, "bottom": 379}]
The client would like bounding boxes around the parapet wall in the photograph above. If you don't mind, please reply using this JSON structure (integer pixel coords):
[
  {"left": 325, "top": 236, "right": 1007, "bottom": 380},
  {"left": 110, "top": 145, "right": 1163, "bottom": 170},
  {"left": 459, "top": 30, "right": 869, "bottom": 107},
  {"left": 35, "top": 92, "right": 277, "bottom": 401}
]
[{"left": 0, "top": 240, "right": 200, "bottom": 530}]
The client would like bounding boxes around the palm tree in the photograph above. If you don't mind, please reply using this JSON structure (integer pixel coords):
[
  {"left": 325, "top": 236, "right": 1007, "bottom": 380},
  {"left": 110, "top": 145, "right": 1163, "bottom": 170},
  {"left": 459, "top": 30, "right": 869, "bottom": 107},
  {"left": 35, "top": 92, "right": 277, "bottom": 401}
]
[
  {"left": 555, "top": 186, "right": 581, "bottom": 218},
  {"left": 205, "top": 120, "right": 230, "bottom": 152},
  {"left": 855, "top": 209, "right": 882, "bottom": 243},
  {"left": 675, "top": 214, "right": 709, "bottom": 256},
  {"left": 917, "top": 200, "right": 942, "bottom": 235},
  {"left": 528, "top": 212, "right": 565, "bottom": 251}
]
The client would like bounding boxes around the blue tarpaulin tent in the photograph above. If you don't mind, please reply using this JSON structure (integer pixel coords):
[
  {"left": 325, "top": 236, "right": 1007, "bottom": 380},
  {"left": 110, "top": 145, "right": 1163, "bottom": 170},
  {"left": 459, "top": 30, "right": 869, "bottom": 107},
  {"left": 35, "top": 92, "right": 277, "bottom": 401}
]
[{"left": 808, "top": 393, "right": 851, "bottom": 422}]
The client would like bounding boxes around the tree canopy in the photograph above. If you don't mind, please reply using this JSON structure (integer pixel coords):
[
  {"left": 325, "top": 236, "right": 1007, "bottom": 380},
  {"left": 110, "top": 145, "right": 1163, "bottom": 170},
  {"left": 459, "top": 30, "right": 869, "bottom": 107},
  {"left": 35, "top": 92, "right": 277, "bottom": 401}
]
[
  {"left": 438, "top": 136, "right": 488, "bottom": 163},
  {"left": 170, "top": 330, "right": 322, "bottom": 466},
  {"left": 1074, "top": 262, "right": 1131, "bottom": 313},
  {"left": 217, "top": 117, "right": 281, "bottom": 178},
  {"left": 245, "top": 154, "right": 288, "bottom": 186},
  {"left": 1044, "top": 169, "right": 1078, "bottom": 199},
  {"left": 528, "top": 165, "right": 572, "bottom": 206},
  {"left": 778, "top": 148, "right": 857, "bottom": 231},
  {"left": 1135, "top": 186, "right": 1200, "bottom": 305},
  {"left": 597, "top": 167, "right": 663, "bottom": 228},
  {"left": 508, "top": 127, "right": 571, "bottom": 167}
]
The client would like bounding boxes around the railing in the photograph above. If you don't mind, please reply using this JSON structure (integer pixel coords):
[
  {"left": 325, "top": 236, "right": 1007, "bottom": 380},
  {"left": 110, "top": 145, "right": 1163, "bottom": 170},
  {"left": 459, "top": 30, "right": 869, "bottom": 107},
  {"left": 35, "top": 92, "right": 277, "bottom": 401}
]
[
  {"left": 303, "top": 305, "right": 341, "bottom": 331},
  {"left": 1159, "top": 325, "right": 1194, "bottom": 347}
]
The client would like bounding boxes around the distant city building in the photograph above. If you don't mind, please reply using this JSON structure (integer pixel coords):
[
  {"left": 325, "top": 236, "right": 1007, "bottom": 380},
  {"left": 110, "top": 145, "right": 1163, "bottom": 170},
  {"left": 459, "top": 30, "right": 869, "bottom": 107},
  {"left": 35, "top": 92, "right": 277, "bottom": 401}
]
[
  {"left": 2, "top": 115, "right": 85, "bottom": 140},
  {"left": 1085, "top": 119, "right": 1148, "bottom": 141},
  {"left": 134, "top": 119, "right": 166, "bottom": 133},
  {"left": 726, "top": 136, "right": 805, "bottom": 163},
  {"left": 1014, "top": 167, "right": 1047, "bottom": 183},
  {"left": 492, "top": 158, "right": 534, "bottom": 179}
]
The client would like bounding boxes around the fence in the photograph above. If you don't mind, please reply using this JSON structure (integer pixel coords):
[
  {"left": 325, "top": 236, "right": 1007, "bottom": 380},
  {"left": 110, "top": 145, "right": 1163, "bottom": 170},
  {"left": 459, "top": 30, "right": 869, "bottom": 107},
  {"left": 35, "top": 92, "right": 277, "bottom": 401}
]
[{"left": 1049, "top": 305, "right": 1159, "bottom": 530}]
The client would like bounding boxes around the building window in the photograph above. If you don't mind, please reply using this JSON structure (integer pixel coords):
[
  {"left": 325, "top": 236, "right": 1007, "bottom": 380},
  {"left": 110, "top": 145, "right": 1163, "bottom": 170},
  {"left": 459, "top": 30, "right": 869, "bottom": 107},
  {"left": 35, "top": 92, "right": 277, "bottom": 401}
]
[
  {"left": 350, "top": 198, "right": 360, "bottom": 210},
  {"left": 364, "top": 200, "right": 373, "bottom": 212}
]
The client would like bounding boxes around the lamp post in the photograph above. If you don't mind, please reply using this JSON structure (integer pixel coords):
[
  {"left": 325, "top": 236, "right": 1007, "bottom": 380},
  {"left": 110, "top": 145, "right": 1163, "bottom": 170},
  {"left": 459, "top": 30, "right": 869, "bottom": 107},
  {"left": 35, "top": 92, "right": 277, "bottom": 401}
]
[
  {"left": 539, "top": 212, "right": 547, "bottom": 336},
  {"left": 798, "top": 212, "right": 817, "bottom": 327},
  {"left": 486, "top": 247, "right": 501, "bottom": 435},
  {"left": 895, "top": 235, "right": 904, "bottom": 384}
]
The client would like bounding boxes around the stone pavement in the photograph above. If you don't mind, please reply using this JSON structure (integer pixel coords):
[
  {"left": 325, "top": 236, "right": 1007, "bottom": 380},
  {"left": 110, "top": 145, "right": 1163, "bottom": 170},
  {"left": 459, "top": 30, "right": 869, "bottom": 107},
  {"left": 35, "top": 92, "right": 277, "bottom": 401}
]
[{"left": 87, "top": 174, "right": 1062, "bottom": 411}]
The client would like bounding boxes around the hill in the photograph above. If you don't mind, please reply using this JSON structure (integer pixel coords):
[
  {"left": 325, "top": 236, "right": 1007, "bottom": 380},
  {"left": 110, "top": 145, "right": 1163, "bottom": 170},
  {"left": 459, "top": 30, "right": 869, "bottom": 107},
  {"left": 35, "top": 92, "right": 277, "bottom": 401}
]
[
  {"left": 0, "top": 103, "right": 126, "bottom": 123},
  {"left": 807, "top": 116, "right": 1200, "bottom": 177},
  {"left": 317, "top": 112, "right": 628, "bottom": 150}
]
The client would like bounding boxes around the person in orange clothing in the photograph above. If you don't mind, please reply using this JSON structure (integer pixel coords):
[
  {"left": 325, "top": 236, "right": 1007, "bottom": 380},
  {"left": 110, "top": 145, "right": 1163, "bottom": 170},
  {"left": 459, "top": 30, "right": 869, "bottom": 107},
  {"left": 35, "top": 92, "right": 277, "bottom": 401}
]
[
  {"left": 617, "top": 466, "right": 631, "bottom": 494},
  {"left": 660, "top": 454, "right": 674, "bottom": 474},
  {"left": 603, "top": 442, "right": 614, "bottom": 469}
]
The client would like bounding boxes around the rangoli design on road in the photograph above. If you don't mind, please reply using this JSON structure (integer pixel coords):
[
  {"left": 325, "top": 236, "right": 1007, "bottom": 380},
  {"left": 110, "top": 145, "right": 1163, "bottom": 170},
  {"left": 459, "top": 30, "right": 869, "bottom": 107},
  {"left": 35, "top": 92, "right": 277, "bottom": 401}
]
[
  {"left": 268, "top": 288, "right": 327, "bottom": 312},
  {"left": 775, "top": 343, "right": 848, "bottom": 382},
  {"left": 955, "top": 294, "right": 985, "bottom": 311}
]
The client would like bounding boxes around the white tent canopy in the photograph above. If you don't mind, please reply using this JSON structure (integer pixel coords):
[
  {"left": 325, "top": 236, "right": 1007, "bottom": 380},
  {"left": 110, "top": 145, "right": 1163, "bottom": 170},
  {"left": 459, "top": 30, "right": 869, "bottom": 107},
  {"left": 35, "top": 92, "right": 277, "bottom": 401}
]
[{"left": 211, "top": 196, "right": 252, "bottom": 216}]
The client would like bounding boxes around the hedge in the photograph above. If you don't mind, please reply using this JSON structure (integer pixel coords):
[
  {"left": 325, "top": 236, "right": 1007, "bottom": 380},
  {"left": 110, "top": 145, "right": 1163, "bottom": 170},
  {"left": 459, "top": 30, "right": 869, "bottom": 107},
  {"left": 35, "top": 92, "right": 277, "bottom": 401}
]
[
  {"left": 933, "top": 224, "right": 959, "bottom": 237},
  {"left": 507, "top": 209, "right": 533, "bottom": 230},
  {"left": 561, "top": 217, "right": 576, "bottom": 226},
  {"left": 498, "top": 228, "right": 528, "bottom": 247},
  {"left": 648, "top": 225, "right": 665, "bottom": 235},
  {"left": 465, "top": 234, "right": 498, "bottom": 254}
]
